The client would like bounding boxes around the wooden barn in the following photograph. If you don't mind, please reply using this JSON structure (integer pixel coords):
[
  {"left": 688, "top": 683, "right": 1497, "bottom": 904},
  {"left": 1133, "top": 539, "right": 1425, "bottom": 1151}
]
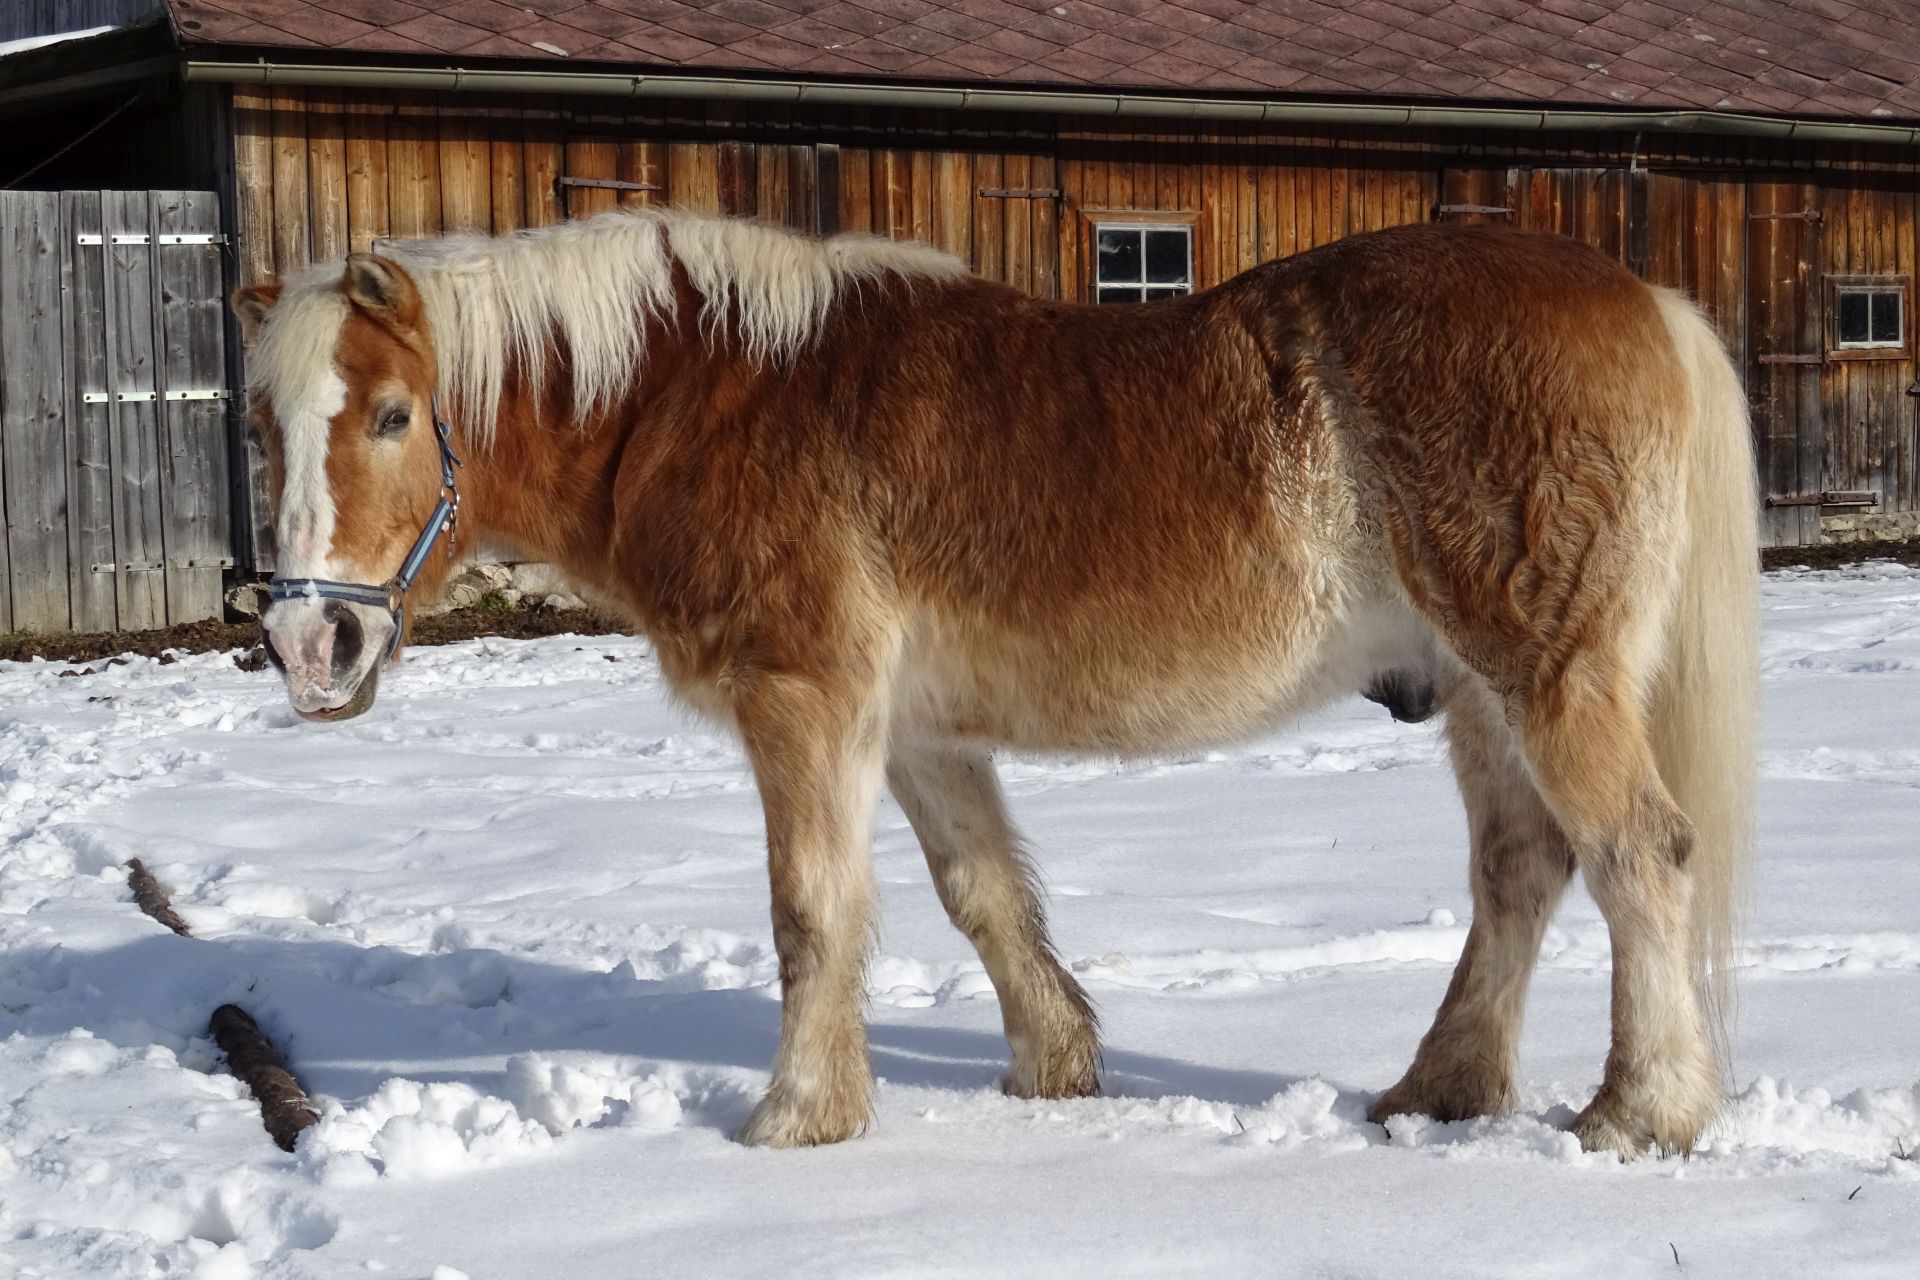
[{"left": 7, "top": 0, "right": 1920, "bottom": 633}]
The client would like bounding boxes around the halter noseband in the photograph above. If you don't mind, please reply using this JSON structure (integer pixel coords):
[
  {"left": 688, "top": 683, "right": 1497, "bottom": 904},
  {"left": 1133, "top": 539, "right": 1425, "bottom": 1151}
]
[{"left": 267, "top": 395, "right": 463, "bottom": 658}]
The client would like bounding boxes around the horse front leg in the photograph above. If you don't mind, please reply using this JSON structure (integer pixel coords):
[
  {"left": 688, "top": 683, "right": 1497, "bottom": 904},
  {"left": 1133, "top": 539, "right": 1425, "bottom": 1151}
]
[{"left": 732, "top": 666, "right": 890, "bottom": 1148}]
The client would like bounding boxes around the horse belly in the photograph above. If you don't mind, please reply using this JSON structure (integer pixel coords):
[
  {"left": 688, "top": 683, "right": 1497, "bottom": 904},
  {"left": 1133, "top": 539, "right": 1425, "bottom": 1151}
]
[{"left": 894, "top": 578, "right": 1420, "bottom": 755}]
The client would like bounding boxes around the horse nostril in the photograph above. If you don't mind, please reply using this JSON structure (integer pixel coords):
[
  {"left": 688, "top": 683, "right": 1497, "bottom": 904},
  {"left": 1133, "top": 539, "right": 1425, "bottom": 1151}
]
[
  {"left": 329, "top": 605, "right": 366, "bottom": 679},
  {"left": 260, "top": 626, "right": 287, "bottom": 675}
]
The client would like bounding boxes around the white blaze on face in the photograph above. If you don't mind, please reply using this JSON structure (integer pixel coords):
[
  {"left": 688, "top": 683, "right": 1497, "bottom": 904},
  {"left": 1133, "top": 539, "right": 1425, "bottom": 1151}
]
[
  {"left": 269, "top": 364, "right": 348, "bottom": 707},
  {"left": 252, "top": 290, "right": 391, "bottom": 713}
]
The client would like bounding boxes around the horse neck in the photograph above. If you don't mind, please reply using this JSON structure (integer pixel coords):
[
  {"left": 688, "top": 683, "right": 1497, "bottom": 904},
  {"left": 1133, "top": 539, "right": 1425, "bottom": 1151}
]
[
  {"left": 451, "top": 400, "right": 613, "bottom": 572},
  {"left": 444, "top": 326, "right": 695, "bottom": 600}
]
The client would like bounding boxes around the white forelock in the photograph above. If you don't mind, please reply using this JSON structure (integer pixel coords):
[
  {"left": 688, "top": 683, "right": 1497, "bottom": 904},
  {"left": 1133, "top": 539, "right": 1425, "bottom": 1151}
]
[{"left": 249, "top": 208, "right": 966, "bottom": 447}]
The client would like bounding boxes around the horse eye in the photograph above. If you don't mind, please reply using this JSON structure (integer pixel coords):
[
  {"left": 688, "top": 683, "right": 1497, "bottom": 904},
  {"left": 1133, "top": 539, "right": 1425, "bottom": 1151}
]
[{"left": 376, "top": 407, "right": 411, "bottom": 437}]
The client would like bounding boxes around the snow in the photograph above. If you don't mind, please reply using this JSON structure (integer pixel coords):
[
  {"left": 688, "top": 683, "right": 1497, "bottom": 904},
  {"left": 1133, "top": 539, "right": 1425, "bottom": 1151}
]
[
  {"left": 2, "top": 566, "right": 1917, "bottom": 1277},
  {"left": 0, "top": 28, "right": 120, "bottom": 59}
]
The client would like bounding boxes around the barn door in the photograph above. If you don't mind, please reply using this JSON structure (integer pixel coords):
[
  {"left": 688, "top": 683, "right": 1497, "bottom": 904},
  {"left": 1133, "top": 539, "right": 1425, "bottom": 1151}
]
[
  {"left": 1745, "top": 180, "right": 1824, "bottom": 546},
  {"left": 0, "top": 189, "right": 232, "bottom": 634}
]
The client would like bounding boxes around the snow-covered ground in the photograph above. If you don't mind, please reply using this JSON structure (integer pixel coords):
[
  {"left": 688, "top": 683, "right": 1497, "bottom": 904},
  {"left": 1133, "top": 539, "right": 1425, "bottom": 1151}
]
[{"left": 2, "top": 567, "right": 1916, "bottom": 1278}]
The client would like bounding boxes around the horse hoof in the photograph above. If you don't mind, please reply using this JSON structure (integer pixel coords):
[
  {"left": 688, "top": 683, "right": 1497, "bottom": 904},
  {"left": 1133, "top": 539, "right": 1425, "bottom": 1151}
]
[
  {"left": 736, "top": 1086, "right": 871, "bottom": 1149},
  {"left": 1002, "top": 1059, "right": 1101, "bottom": 1102},
  {"left": 1570, "top": 1088, "right": 1706, "bottom": 1161},
  {"left": 1367, "top": 1071, "right": 1513, "bottom": 1127}
]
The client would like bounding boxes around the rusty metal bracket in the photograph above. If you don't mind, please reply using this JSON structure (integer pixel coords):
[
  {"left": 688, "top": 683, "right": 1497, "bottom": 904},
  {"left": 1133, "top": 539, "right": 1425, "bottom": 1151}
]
[
  {"left": 977, "top": 187, "right": 1061, "bottom": 199},
  {"left": 1748, "top": 209, "right": 1822, "bottom": 222},
  {"left": 1758, "top": 353, "right": 1824, "bottom": 365},
  {"left": 1766, "top": 490, "right": 1879, "bottom": 508},
  {"left": 1435, "top": 203, "right": 1513, "bottom": 216},
  {"left": 556, "top": 176, "right": 662, "bottom": 193}
]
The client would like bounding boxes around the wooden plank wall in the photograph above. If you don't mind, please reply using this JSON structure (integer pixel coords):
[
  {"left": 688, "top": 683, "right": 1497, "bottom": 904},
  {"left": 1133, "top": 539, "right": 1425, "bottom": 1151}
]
[
  {"left": 230, "top": 87, "right": 1920, "bottom": 548},
  {"left": 1059, "top": 122, "right": 1433, "bottom": 297},
  {"left": 0, "top": 189, "right": 232, "bottom": 633},
  {"left": 0, "top": 190, "right": 60, "bottom": 632}
]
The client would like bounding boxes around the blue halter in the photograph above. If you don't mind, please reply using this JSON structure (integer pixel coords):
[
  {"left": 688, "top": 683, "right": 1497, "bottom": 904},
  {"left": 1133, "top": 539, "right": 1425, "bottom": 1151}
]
[{"left": 267, "top": 395, "right": 464, "bottom": 658}]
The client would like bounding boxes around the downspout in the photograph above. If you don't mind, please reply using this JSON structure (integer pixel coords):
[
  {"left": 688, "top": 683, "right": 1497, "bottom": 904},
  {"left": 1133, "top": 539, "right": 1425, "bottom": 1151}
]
[{"left": 181, "top": 58, "right": 1920, "bottom": 146}]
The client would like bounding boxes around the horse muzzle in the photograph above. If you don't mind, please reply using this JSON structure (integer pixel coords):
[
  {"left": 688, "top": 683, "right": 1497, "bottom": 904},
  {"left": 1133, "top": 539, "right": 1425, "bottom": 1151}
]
[{"left": 261, "top": 597, "right": 391, "bottom": 721}]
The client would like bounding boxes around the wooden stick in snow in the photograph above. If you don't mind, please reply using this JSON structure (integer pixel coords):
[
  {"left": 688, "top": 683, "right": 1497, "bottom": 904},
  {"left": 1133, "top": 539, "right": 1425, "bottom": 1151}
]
[
  {"left": 126, "top": 858, "right": 192, "bottom": 937},
  {"left": 209, "top": 1004, "right": 319, "bottom": 1152}
]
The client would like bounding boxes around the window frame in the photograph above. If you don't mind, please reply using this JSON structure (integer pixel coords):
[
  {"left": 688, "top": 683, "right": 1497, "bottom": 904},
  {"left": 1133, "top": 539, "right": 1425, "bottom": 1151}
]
[
  {"left": 1078, "top": 209, "right": 1200, "bottom": 304},
  {"left": 1824, "top": 274, "right": 1912, "bottom": 362}
]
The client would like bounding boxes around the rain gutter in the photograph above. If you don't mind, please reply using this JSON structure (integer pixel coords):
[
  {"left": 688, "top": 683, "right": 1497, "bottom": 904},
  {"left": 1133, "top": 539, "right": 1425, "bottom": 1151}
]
[{"left": 181, "top": 57, "right": 1920, "bottom": 145}]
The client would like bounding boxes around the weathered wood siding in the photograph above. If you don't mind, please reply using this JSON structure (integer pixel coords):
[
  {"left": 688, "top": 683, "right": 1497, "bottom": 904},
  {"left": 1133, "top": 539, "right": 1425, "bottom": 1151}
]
[
  {"left": 0, "top": 0, "right": 165, "bottom": 41},
  {"left": 0, "top": 189, "right": 232, "bottom": 633},
  {"left": 232, "top": 87, "right": 1920, "bottom": 552}
]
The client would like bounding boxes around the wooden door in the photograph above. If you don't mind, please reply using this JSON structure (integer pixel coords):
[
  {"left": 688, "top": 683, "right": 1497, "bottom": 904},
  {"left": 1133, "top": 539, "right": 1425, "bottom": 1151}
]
[
  {"left": 0, "top": 189, "right": 232, "bottom": 632},
  {"left": 1745, "top": 181, "right": 1824, "bottom": 546}
]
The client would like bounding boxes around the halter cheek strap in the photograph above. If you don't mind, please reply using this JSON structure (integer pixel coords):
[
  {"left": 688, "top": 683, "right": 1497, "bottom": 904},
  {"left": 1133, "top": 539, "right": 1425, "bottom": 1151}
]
[{"left": 267, "top": 395, "right": 463, "bottom": 659}]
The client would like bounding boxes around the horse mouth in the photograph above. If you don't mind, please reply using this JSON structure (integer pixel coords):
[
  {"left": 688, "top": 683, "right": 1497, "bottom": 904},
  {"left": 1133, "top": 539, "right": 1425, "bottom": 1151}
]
[{"left": 291, "top": 664, "right": 382, "bottom": 723}]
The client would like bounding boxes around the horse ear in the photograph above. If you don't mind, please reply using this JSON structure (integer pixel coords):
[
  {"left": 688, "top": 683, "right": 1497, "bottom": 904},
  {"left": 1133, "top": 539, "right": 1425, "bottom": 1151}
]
[
  {"left": 230, "top": 284, "right": 281, "bottom": 340},
  {"left": 342, "top": 253, "right": 421, "bottom": 327}
]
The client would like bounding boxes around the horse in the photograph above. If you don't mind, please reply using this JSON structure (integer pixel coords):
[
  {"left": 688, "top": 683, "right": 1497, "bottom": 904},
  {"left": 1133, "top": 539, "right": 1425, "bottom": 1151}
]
[{"left": 231, "top": 207, "right": 1757, "bottom": 1157}]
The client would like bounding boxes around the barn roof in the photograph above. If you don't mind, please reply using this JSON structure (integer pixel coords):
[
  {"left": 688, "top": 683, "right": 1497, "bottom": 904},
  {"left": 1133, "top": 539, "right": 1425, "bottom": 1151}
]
[{"left": 153, "top": 1, "right": 1920, "bottom": 124}]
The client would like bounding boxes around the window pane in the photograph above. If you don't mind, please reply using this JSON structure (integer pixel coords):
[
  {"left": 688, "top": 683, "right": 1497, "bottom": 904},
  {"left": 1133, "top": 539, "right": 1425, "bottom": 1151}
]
[
  {"left": 1872, "top": 291, "right": 1902, "bottom": 343},
  {"left": 1838, "top": 291, "right": 1870, "bottom": 344},
  {"left": 1097, "top": 286, "right": 1143, "bottom": 304},
  {"left": 1145, "top": 286, "right": 1187, "bottom": 302},
  {"left": 1097, "top": 228, "right": 1142, "bottom": 285},
  {"left": 1145, "top": 229, "right": 1189, "bottom": 284}
]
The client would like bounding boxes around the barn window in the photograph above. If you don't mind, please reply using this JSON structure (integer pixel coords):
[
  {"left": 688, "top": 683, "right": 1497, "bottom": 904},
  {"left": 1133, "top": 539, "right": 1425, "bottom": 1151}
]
[
  {"left": 1836, "top": 288, "right": 1901, "bottom": 347},
  {"left": 1095, "top": 223, "right": 1193, "bottom": 304},
  {"left": 1826, "top": 275, "right": 1910, "bottom": 359}
]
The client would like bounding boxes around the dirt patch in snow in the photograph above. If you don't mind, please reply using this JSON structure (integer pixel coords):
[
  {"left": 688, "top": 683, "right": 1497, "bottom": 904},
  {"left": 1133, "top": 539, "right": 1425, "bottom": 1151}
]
[
  {"left": 1761, "top": 539, "right": 1920, "bottom": 572},
  {"left": 0, "top": 602, "right": 635, "bottom": 668}
]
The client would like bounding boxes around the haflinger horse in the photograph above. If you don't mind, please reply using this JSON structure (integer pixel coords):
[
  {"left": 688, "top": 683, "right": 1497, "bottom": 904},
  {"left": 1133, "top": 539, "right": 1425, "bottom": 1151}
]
[{"left": 232, "top": 208, "right": 1757, "bottom": 1158}]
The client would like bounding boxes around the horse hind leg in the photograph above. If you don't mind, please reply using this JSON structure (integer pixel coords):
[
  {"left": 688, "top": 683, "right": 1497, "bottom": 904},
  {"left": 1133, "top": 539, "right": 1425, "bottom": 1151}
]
[
  {"left": 886, "top": 741, "right": 1100, "bottom": 1100},
  {"left": 1522, "top": 670, "right": 1720, "bottom": 1158},
  {"left": 1370, "top": 672, "right": 1574, "bottom": 1127}
]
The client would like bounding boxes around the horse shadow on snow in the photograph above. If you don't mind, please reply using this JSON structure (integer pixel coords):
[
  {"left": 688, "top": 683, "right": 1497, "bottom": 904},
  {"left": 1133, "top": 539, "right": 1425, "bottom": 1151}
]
[{"left": 7, "top": 928, "right": 1350, "bottom": 1140}]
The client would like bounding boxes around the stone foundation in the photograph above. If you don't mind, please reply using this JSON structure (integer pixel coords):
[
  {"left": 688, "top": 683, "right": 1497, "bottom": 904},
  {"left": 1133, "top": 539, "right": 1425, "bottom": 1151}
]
[
  {"left": 226, "top": 562, "right": 592, "bottom": 619},
  {"left": 1819, "top": 510, "right": 1920, "bottom": 545}
]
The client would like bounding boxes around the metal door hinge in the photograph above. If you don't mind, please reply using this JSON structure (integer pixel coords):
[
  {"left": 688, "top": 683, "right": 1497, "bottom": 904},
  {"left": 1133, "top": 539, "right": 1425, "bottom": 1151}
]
[
  {"left": 158, "top": 233, "right": 226, "bottom": 245},
  {"left": 82, "top": 390, "right": 226, "bottom": 403},
  {"left": 1757, "top": 354, "right": 1823, "bottom": 365},
  {"left": 111, "top": 233, "right": 149, "bottom": 245},
  {"left": 1435, "top": 203, "right": 1513, "bottom": 216},
  {"left": 978, "top": 188, "right": 1061, "bottom": 200},
  {"left": 1749, "top": 209, "right": 1822, "bottom": 223},
  {"left": 91, "top": 560, "right": 164, "bottom": 573}
]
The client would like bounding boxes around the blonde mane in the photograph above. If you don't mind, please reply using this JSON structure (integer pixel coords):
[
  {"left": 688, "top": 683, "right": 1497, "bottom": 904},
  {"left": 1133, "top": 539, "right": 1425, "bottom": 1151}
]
[{"left": 259, "top": 208, "right": 966, "bottom": 444}]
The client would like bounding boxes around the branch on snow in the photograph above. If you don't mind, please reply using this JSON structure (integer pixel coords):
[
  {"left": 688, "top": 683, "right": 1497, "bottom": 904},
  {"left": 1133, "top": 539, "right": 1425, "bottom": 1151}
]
[{"left": 209, "top": 1004, "right": 319, "bottom": 1153}]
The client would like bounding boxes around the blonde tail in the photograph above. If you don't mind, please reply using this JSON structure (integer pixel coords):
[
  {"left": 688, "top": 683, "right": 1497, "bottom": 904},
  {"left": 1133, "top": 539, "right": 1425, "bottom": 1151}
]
[{"left": 1649, "top": 290, "right": 1760, "bottom": 1068}]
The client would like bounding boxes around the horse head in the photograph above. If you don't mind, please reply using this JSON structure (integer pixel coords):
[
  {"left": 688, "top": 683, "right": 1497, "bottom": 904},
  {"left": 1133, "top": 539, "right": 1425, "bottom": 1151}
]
[{"left": 232, "top": 253, "right": 458, "bottom": 722}]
